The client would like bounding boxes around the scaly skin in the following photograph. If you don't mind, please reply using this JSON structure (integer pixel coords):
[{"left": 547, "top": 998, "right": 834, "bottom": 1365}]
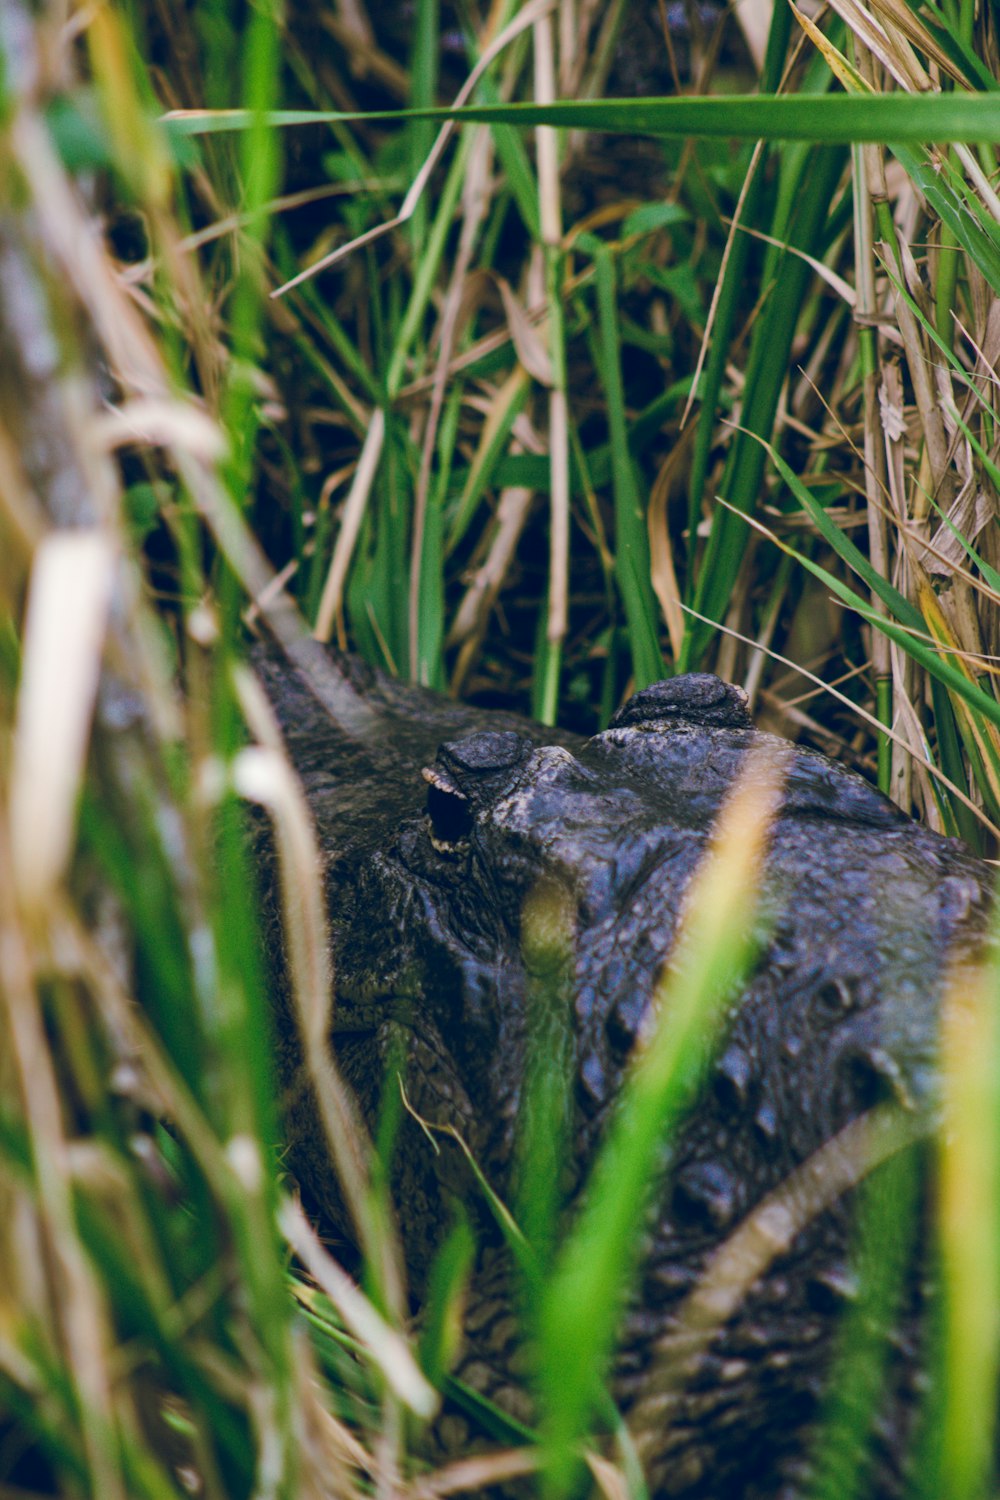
[{"left": 254, "top": 644, "right": 993, "bottom": 1497}]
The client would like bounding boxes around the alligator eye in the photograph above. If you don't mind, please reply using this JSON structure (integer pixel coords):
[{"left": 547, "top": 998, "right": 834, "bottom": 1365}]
[{"left": 422, "top": 767, "right": 472, "bottom": 850}]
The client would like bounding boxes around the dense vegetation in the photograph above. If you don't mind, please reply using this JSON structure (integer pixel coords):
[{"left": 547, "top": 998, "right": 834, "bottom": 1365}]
[{"left": 2, "top": 0, "right": 1000, "bottom": 1496}]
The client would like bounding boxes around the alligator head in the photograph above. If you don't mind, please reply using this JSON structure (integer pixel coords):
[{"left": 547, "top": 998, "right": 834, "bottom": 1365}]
[{"left": 255, "top": 646, "right": 992, "bottom": 1497}]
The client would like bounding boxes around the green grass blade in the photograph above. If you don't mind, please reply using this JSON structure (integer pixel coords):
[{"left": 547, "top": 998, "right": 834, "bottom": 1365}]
[
  {"left": 386, "top": 129, "right": 473, "bottom": 397},
  {"left": 164, "top": 93, "right": 1000, "bottom": 144},
  {"left": 593, "top": 245, "right": 663, "bottom": 687},
  {"left": 419, "top": 1218, "right": 476, "bottom": 1385},
  {"left": 934, "top": 954, "right": 1000, "bottom": 1500},
  {"left": 407, "top": 0, "right": 440, "bottom": 252},
  {"left": 746, "top": 510, "right": 1000, "bottom": 733},
  {"left": 686, "top": 0, "right": 794, "bottom": 581},
  {"left": 446, "top": 368, "right": 530, "bottom": 553},
  {"left": 683, "top": 143, "right": 846, "bottom": 667},
  {"left": 765, "top": 444, "right": 927, "bottom": 632},
  {"left": 892, "top": 140, "right": 1000, "bottom": 293}
]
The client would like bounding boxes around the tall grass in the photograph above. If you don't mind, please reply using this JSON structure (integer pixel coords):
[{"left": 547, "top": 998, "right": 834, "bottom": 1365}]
[{"left": 2, "top": 0, "right": 1000, "bottom": 1496}]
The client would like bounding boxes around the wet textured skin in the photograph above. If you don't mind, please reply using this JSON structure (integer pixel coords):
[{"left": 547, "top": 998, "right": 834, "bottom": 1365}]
[{"left": 253, "top": 644, "right": 993, "bottom": 1498}]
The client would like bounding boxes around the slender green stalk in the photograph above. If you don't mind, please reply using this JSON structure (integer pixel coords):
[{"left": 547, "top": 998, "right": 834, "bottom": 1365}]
[{"left": 594, "top": 246, "right": 663, "bottom": 689}]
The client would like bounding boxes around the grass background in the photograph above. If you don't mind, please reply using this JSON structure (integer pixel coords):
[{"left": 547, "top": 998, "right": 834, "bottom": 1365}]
[{"left": 2, "top": 0, "right": 1000, "bottom": 1495}]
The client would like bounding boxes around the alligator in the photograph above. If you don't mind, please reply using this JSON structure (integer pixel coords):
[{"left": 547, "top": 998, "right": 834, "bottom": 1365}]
[{"left": 253, "top": 641, "right": 994, "bottom": 1498}]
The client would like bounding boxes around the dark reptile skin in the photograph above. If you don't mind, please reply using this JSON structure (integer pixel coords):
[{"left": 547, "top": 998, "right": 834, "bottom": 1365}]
[{"left": 253, "top": 643, "right": 993, "bottom": 1497}]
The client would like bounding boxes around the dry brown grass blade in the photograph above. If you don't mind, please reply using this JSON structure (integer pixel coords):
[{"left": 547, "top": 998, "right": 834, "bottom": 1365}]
[
  {"left": 533, "top": 7, "right": 569, "bottom": 655},
  {"left": 822, "top": 0, "right": 933, "bottom": 89},
  {"left": 410, "top": 130, "right": 496, "bottom": 678},
  {"left": 406, "top": 1448, "right": 542, "bottom": 1497},
  {"left": 9, "top": 532, "right": 116, "bottom": 914},
  {"left": 585, "top": 1451, "right": 633, "bottom": 1500},
  {"left": 296, "top": 1353, "right": 375, "bottom": 1493},
  {"left": 448, "top": 484, "right": 535, "bottom": 692},
  {"left": 279, "top": 1200, "right": 437, "bottom": 1421},
  {"left": 865, "top": 0, "right": 971, "bottom": 84},
  {"left": 313, "top": 406, "right": 384, "bottom": 646},
  {"left": 497, "top": 274, "right": 554, "bottom": 386},
  {"left": 732, "top": 0, "right": 776, "bottom": 71},
  {"left": 788, "top": 3, "right": 871, "bottom": 89},
  {"left": 647, "top": 427, "right": 693, "bottom": 660},
  {"left": 320, "top": 11, "right": 409, "bottom": 98},
  {"left": 232, "top": 665, "right": 407, "bottom": 1317}
]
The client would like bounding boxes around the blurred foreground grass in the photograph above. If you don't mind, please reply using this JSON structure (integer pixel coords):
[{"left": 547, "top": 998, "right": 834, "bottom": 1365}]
[{"left": 2, "top": 0, "right": 1000, "bottom": 1496}]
